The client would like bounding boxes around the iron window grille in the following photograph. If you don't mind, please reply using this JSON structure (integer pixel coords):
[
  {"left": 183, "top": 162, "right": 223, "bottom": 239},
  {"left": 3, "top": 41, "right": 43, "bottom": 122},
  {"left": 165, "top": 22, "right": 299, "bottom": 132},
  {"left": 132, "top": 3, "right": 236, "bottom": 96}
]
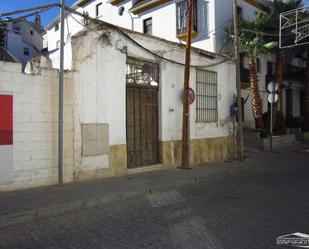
[
  {"left": 196, "top": 69, "right": 218, "bottom": 122},
  {"left": 126, "top": 58, "right": 159, "bottom": 87},
  {"left": 176, "top": 0, "right": 197, "bottom": 36}
]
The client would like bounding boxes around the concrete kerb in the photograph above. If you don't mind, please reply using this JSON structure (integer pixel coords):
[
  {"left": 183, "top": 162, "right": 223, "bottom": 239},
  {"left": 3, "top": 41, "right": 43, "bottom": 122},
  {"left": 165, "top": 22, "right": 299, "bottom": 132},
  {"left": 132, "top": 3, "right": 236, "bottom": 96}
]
[
  {"left": 1, "top": 141, "right": 307, "bottom": 229},
  {"left": 4, "top": 141, "right": 303, "bottom": 230},
  {"left": 0, "top": 174, "right": 209, "bottom": 229}
]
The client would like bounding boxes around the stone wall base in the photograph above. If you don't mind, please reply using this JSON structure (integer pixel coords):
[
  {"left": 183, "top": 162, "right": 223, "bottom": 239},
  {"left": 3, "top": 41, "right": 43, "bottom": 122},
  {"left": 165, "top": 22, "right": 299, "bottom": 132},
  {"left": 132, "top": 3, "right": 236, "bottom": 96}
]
[{"left": 161, "top": 136, "right": 233, "bottom": 169}]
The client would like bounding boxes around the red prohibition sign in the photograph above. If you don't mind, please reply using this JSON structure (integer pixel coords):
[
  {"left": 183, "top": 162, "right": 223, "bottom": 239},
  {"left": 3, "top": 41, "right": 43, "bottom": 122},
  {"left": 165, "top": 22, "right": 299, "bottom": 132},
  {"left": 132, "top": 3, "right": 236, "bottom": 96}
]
[{"left": 188, "top": 87, "right": 195, "bottom": 105}]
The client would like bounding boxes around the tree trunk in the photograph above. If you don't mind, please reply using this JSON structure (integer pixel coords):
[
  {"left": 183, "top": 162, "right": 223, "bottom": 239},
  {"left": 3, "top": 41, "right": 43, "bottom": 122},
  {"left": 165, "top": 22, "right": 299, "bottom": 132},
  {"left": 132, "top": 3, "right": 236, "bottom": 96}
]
[
  {"left": 305, "top": 50, "right": 309, "bottom": 130},
  {"left": 249, "top": 54, "right": 265, "bottom": 129},
  {"left": 275, "top": 49, "right": 284, "bottom": 111}
]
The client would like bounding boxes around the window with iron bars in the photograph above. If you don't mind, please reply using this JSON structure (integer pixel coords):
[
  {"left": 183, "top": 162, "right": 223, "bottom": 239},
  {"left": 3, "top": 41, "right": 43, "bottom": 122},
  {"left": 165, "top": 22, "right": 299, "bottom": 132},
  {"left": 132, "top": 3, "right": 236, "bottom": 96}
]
[
  {"left": 126, "top": 58, "right": 159, "bottom": 87},
  {"left": 176, "top": 0, "right": 197, "bottom": 36},
  {"left": 196, "top": 69, "right": 218, "bottom": 122}
]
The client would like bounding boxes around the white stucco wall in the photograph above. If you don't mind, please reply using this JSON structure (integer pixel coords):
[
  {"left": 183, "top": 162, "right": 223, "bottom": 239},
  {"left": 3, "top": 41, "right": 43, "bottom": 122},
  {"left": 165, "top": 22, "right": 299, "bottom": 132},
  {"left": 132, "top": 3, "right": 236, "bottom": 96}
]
[
  {"left": 0, "top": 21, "right": 236, "bottom": 191},
  {"left": 46, "top": 0, "right": 218, "bottom": 64},
  {"left": 47, "top": 0, "right": 268, "bottom": 54},
  {"left": 20, "top": 22, "right": 43, "bottom": 51},
  {"left": 5, "top": 21, "right": 43, "bottom": 65},
  {"left": 0, "top": 61, "right": 74, "bottom": 191},
  {"left": 70, "top": 25, "right": 236, "bottom": 172},
  {"left": 6, "top": 32, "right": 37, "bottom": 65}
]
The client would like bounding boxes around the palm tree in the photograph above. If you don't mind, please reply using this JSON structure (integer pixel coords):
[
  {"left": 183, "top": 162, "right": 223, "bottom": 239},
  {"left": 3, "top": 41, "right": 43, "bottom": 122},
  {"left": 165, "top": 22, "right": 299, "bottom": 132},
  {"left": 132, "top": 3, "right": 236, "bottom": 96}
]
[
  {"left": 266, "top": 0, "right": 303, "bottom": 111},
  {"left": 238, "top": 13, "right": 276, "bottom": 129}
]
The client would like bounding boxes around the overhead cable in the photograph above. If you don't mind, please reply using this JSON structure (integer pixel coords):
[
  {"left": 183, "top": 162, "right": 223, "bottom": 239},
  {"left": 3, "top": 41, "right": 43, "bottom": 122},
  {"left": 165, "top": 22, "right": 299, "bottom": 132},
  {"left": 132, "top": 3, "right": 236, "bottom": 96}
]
[
  {"left": 240, "top": 28, "right": 294, "bottom": 37},
  {"left": 0, "top": 4, "right": 60, "bottom": 17},
  {"left": 1, "top": 6, "right": 57, "bottom": 23},
  {"left": 66, "top": 7, "right": 235, "bottom": 69}
]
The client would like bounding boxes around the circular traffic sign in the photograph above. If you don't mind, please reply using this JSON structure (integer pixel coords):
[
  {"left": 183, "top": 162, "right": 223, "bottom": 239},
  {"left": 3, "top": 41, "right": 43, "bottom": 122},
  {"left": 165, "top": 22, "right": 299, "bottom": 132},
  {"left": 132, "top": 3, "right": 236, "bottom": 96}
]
[
  {"left": 267, "top": 81, "right": 279, "bottom": 93},
  {"left": 268, "top": 93, "right": 278, "bottom": 103},
  {"left": 188, "top": 87, "right": 195, "bottom": 105}
]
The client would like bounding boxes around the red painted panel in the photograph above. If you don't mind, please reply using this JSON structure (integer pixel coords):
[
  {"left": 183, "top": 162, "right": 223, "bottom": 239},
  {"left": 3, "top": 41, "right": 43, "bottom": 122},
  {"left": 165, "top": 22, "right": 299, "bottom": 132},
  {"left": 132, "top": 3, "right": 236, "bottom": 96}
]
[{"left": 0, "top": 95, "right": 13, "bottom": 145}]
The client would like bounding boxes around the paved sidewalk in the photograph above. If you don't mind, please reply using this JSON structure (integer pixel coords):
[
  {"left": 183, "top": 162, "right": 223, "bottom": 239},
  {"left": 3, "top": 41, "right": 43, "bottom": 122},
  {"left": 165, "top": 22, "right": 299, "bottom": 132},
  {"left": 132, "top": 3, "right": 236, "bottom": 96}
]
[{"left": 0, "top": 141, "right": 308, "bottom": 229}]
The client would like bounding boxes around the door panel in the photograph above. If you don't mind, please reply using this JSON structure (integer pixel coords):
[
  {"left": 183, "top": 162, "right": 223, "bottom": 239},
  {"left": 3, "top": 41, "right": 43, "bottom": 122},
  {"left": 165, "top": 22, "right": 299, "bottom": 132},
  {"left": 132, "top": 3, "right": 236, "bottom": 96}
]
[{"left": 126, "top": 86, "right": 159, "bottom": 168}]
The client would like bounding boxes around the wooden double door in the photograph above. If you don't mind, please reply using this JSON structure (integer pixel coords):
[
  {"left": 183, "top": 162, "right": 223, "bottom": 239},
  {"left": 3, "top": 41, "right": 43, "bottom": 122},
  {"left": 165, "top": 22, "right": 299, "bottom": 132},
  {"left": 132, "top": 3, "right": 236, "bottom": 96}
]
[{"left": 126, "top": 85, "right": 159, "bottom": 168}]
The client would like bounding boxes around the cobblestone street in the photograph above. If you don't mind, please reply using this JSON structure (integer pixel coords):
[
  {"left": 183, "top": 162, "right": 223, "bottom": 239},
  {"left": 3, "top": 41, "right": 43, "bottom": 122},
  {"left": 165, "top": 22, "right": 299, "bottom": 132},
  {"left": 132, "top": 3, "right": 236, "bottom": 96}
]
[{"left": 0, "top": 145, "right": 309, "bottom": 249}]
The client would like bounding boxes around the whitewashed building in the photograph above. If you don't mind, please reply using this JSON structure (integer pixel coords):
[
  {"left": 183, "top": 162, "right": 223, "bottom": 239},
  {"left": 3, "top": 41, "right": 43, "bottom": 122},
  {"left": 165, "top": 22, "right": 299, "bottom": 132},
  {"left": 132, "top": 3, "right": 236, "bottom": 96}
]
[
  {"left": 0, "top": 21, "right": 235, "bottom": 191},
  {"left": 1, "top": 15, "right": 44, "bottom": 67},
  {"left": 46, "top": 0, "right": 274, "bottom": 54},
  {"left": 46, "top": 0, "right": 296, "bottom": 128}
]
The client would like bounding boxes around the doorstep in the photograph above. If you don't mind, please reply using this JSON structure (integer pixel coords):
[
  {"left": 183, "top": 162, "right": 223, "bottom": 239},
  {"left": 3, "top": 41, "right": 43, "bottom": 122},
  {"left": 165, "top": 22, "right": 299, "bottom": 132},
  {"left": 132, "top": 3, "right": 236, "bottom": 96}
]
[{"left": 128, "top": 164, "right": 163, "bottom": 175}]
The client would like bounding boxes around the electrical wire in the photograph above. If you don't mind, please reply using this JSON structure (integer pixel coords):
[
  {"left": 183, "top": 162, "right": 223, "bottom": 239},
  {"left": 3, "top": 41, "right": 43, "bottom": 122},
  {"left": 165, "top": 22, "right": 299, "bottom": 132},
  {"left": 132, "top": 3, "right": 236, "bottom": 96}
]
[
  {"left": 240, "top": 28, "right": 295, "bottom": 37},
  {"left": 1, "top": 6, "right": 57, "bottom": 24},
  {"left": 70, "top": 13, "right": 101, "bottom": 34},
  {"left": 66, "top": 7, "right": 235, "bottom": 69},
  {"left": 0, "top": 4, "right": 59, "bottom": 17},
  {"left": 0, "top": 3, "right": 234, "bottom": 68},
  {"left": 198, "top": 19, "right": 232, "bottom": 40}
]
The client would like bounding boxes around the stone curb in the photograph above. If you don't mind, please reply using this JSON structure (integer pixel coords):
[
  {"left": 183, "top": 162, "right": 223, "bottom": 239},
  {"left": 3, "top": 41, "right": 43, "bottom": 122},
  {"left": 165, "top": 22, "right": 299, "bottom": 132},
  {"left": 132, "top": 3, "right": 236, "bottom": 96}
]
[{"left": 0, "top": 175, "right": 207, "bottom": 229}]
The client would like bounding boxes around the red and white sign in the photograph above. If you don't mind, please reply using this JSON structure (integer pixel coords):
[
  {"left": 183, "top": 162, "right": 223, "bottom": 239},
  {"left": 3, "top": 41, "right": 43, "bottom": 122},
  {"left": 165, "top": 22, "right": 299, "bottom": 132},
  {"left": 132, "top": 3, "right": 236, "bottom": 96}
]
[
  {"left": 188, "top": 87, "right": 195, "bottom": 105},
  {"left": 0, "top": 95, "right": 13, "bottom": 145}
]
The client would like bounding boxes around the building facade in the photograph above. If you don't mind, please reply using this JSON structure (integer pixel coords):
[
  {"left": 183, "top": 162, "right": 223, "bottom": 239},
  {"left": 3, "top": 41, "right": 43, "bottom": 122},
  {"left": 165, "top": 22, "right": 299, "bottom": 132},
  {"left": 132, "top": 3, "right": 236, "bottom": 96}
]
[
  {"left": 48, "top": 0, "right": 297, "bottom": 129},
  {"left": 46, "top": 0, "right": 273, "bottom": 54},
  {"left": 0, "top": 15, "right": 44, "bottom": 67},
  {"left": 0, "top": 22, "right": 235, "bottom": 191}
]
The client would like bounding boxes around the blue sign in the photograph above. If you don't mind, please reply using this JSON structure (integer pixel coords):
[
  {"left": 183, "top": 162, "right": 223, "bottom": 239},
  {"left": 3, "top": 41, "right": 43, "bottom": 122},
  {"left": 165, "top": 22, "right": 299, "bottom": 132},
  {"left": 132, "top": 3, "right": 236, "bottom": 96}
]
[{"left": 231, "top": 100, "right": 238, "bottom": 117}]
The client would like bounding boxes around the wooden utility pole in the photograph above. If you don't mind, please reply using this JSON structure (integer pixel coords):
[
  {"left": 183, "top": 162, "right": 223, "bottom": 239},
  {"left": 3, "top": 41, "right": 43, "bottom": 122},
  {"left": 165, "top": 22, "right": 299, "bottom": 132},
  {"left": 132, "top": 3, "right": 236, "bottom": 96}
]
[
  {"left": 233, "top": 0, "right": 244, "bottom": 160},
  {"left": 181, "top": 0, "right": 193, "bottom": 169}
]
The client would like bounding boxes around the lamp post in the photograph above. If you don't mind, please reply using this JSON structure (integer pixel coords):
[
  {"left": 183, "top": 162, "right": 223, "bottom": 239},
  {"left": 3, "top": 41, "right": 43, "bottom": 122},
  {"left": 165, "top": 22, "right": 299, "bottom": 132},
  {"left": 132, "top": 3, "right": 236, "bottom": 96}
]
[
  {"left": 58, "top": 0, "right": 65, "bottom": 184},
  {"left": 233, "top": 0, "right": 244, "bottom": 160}
]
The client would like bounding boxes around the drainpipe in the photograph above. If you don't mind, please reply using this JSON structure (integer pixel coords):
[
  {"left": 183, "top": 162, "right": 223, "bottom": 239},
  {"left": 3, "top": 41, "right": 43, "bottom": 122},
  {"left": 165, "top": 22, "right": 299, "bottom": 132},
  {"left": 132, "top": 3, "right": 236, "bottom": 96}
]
[{"left": 129, "top": 11, "right": 134, "bottom": 31}]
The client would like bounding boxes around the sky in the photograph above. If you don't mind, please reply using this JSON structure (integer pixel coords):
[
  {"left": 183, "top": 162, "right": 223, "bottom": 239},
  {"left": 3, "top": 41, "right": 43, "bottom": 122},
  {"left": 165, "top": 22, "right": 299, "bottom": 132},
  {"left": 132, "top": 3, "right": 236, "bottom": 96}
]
[
  {"left": 1, "top": 0, "right": 309, "bottom": 27},
  {"left": 0, "top": 0, "right": 76, "bottom": 26}
]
